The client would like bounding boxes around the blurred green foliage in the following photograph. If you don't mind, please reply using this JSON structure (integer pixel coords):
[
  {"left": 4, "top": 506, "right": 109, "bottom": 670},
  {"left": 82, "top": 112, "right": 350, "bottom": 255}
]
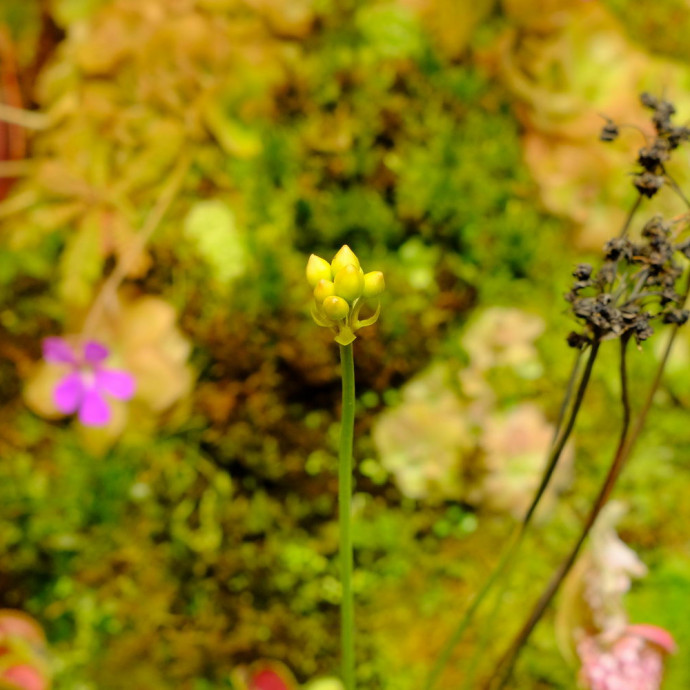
[
  {"left": 603, "top": 0, "right": 690, "bottom": 62},
  {"left": 1, "top": 1, "right": 690, "bottom": 689}
]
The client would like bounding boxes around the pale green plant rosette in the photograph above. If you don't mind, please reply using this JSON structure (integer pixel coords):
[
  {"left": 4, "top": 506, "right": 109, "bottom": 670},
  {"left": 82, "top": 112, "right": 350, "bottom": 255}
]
[{"left": 306, "top": 245, "right": 385, "bottom": 345}]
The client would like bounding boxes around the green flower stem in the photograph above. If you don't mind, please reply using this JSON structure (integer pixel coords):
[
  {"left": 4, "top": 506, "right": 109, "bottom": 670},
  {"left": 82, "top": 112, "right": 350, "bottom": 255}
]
[{"left": 339, "top": 343, "right": 356, "bottom": 690}]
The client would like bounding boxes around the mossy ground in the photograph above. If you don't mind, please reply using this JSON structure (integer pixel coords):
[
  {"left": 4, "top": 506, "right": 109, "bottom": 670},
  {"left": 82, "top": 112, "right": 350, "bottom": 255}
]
[{"left": 1, "top": 1, "right": 689, "bottom": 688}]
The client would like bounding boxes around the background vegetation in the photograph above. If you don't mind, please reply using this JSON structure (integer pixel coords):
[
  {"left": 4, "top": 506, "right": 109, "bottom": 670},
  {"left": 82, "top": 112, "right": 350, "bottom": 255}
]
[{"left": 1, "top": 0, "right": 690, "bottom": 688}]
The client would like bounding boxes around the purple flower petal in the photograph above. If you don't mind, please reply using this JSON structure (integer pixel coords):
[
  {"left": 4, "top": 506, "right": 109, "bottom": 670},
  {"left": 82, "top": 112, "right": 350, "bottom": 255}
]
[
  {"left": 43, "top": 337, "right": 77, "bottom": 364},
  {"left": 95, "top": 368, "right": 136, "bottom": 400},
  {"left": 53, "top": 372, "right": 84, "bottom": 414},
  {"left": 84, "top": 341, "right": 109, "bottom": 364},
  {"left": 78, "top": 388, "right": 111, "bottom": 426}
]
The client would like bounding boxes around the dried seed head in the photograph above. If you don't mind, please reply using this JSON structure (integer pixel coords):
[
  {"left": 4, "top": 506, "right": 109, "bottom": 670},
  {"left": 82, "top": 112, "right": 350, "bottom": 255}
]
[{"left": 600, "top": 120, "right": 619, "bottom": 142}]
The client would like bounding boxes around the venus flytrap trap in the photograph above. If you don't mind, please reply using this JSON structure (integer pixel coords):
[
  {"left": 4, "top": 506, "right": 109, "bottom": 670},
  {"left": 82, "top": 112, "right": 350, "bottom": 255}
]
[{"left": 306, "top": 245, "right": 385, "bottom": 690}]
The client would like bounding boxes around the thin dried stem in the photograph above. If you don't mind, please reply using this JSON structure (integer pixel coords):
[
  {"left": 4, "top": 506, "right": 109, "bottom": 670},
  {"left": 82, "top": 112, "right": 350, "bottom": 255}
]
[
  {"left": 487, "top": 266, "right": 690, "bottom": 689},
  {"left": 619, "top": 195, "right": 642, "bottom": 238},
  {"left": 662, "top": 167, "right": 690, "bottom": 209},
  {"left": 424, "top": 343, "right": 599, "bottom": 690},
  {"left": 550, "top": 348, "right": 584, "bottom": 446},
  {"left": 489, "top": 335, "right": 632, "bottom": 689},
  {"left": 0, "top": 103, "right": 50, "bottom": 130},
  {"left": 81, "top": 155, "right": 190, "bottom": 337},
  {"left": 0, "top": 160, "right": 33, "bottom": 178},
  {"left": 522, "top": 341, "right": 599, "bottom": 528}
]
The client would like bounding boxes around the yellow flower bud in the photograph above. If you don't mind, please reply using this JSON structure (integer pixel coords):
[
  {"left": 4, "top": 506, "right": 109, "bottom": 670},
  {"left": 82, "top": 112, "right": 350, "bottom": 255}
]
[
  {"left": 306, "top": 246, "right": 383, "bottom": 344},
  {"left": 331, "top": 245, "right": 360, "bottom": 275},
  {"left": 306, "top": 254, "right": 333, "bottom": 287},
  {"left": 362, "top": 271, "right": 385, "bottom": 298},
  {"left": 322, "top": 295, "right": 350, "bottom": 320},
  {"left": 314, "top": 279, "right": 336, "bottom": 304},
  {"left": 334, "top": 265, "right": 364, "bottom": 302}
]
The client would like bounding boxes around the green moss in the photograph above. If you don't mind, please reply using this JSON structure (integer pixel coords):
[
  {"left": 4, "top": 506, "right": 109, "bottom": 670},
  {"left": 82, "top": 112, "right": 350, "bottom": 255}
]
[
  {"left": 603, "top": 0, "right": 690, "bottom": 62},
  {"left": 0, "top": 1, "right": 688, "bottom": 688}
]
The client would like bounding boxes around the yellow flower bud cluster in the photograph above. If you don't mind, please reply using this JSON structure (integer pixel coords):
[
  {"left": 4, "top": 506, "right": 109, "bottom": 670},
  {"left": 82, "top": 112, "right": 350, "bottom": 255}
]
[{"left": 306, "top": 245, "right": 385, "bottom": 345}]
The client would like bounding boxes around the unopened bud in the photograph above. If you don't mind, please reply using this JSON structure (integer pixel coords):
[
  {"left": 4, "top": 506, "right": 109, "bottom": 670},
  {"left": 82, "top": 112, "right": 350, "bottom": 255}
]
[
  {"left": 314, "top": 279, "right": 336, "bottom": 304},
  {"left": 331, "top": 245, "right": 360, "bottom": 274},
  {"left": 322, "top": 295, "right": 350, "bottom": 320},
  {"left": 306, "top": 246, "right": 383, "bottom": 344},
  {"left": 306, "top": 254, "right": 332, "bottom": 287},
  {"left": 334, "top": 265, "right": 364, "bottom": 302},
  {"left": 363, "top": 271, "right": 385, "bottom": 298}
]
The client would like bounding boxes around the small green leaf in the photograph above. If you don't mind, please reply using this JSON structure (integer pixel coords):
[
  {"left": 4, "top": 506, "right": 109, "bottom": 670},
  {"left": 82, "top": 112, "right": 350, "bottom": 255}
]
[
  {"left": 58, "top": 210, "right": 104, "bottom": 309},
  {"left": 203, "top": 101, "right": 262, "bottom": 159},
  {"left": 184, "top": 200, "right": 247, "bottom": 286}
]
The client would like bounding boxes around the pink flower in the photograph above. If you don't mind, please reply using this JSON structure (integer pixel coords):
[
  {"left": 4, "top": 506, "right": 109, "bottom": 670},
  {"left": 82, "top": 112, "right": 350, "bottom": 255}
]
[
  {"left": 578, "top": 625, "right": 676, "bottom": 690},
  {"left": 249, "top": 669, "right": 291, "bottom": 690},
  {"left": 2, "top": 664, "right": 47, "bottom": 690},
  {"left": 43, "top": 337, "right": 135, "bottom": 426},
  {"left": 233, "top": 661, "right": 298, "bottom": 690},
  {"left": 0, "top": 610, "right": 50, "bottom": 690}
]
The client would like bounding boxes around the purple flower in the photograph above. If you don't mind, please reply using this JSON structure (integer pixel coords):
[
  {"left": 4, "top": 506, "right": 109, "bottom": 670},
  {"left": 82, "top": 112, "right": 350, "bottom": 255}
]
[{"left": 43, "top": 337, "right": 136, "bottom": 427}]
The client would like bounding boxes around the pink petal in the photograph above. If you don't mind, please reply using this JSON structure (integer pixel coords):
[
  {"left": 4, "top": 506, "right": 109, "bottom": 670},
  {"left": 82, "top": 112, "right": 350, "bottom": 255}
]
[
  {"left": 53, "top": 373, "right": 84, "bottom": 413},
  {"left": 0, "top": 612, "right": 45, "bottom": 645},
  {"left": 78, "top": 388, "right": 111, "bottom": 426},
  {"left": 43, "top": 337, "right": 76, "bottom": 364},
  {"left": 250, "top": 670, "right": 291, "bottom": 690},
  {"left": 95, "top": 369, "right": 136, "bottom": 400},
  {"left": 3, "top": 665, "right": 47, "bottom": 690},
  {"left": 627, "top": 624, "right": 677, "bottom": 653},
  {"left": 83, "top": 341, "right": 109, "bottom": 364}
]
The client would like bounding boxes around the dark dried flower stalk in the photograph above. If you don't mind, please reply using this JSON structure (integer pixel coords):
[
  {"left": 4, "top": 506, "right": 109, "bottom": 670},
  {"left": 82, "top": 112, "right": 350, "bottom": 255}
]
[
  {"left": 429, "top": 92, "right": 690, "bottom": 690},
  {"left": 487, "top": 94, "right": 690, "bottom": 689},
  {"left": 565, "top": 214, "right": 689, "bottom": 347}
]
